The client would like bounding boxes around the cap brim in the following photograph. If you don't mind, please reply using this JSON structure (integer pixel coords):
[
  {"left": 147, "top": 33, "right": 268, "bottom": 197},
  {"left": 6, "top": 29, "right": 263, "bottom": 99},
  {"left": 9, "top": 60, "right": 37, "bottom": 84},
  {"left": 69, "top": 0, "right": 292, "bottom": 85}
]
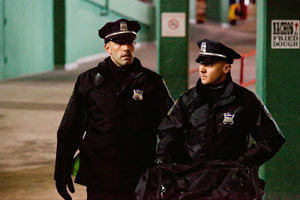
[
  {"left": 234, "top": 53, "right": 241, "bottom": 59},
  {"left": 105, "top": 31, "right": 136, "bottom": 39},
  {"left": 196, "top": 54, "right": 232, "bottom": 64},
  {"left": 105, "top": 33, "right": 136, "bottom": 43},
  {"left": 195, "top": 55, "right": 204, "bottom": 63},
  {"left": 195, "top": 55, "right": 226, "bottom": 63}
]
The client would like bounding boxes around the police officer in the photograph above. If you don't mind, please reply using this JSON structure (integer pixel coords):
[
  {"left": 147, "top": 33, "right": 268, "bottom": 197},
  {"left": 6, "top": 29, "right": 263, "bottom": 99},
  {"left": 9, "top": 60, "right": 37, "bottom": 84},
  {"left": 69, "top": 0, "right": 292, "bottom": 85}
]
[
  {"left": 54, "top": 18, "right": 174, "bottom": 200},
  {"left": 155, "top": 39, "right": 285, "bottom": 199}
]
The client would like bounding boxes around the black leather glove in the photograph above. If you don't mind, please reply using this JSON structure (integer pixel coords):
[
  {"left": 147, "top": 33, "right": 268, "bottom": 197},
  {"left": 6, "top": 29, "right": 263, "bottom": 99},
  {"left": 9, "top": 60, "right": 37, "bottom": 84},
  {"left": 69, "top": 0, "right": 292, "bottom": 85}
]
[{"left": 55, "top": 175, "right": 75, "bottom": 200}]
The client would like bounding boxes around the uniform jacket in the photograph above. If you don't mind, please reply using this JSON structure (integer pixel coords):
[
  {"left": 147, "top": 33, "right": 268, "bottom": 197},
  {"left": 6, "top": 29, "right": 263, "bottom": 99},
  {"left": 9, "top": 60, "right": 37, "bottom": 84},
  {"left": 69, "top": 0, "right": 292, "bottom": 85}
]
[
  {"left": 157, "top": 77, "right": 285, "bottom": 167},
  {"left": 150, "top": 77, "right": 285, "bottom": 199},
  {"left": 54, "top": 57, "right": 173, "bottom": 192}
]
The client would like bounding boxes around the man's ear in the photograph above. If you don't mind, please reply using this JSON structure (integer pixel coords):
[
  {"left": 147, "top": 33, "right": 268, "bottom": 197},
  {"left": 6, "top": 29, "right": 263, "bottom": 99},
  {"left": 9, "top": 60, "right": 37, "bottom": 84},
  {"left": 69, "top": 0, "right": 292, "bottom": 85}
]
[
  {"left": 104, "top": 43, "right": 111, "bottom": 54},
  {"left": 223, "top": 64, "right": 232, "bottom": 74}
]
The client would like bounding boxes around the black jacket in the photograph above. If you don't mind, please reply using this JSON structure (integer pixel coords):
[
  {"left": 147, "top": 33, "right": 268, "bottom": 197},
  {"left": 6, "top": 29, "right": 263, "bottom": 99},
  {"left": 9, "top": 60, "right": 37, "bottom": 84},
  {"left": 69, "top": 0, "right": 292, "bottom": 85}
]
[
  {"left": 54, "top": 57, "right": 173, "bottom": 192},
  {"left": 157, "top": 77, "right": 285, "bottom": 167}
]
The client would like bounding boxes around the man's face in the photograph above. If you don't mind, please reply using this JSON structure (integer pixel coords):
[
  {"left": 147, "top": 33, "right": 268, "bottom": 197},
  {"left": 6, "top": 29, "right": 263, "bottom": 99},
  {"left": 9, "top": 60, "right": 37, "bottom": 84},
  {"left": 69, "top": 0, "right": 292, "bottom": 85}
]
[
  {"left": 104, "top": 36, "right": 135, "bottom": 67},
  {"left": 198, "top": 58, "right": 231, "bottom": 85}
]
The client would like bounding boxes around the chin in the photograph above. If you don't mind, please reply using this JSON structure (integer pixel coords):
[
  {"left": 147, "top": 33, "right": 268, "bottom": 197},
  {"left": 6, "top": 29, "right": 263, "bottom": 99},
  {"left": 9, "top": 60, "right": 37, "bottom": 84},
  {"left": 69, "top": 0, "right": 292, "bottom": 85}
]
[
  {"left": 125, "top": 59, "right": 133, "bottom": 65},
  {"left": 122, "top": 61, "right": 132, "bottom": 66},
  {"left": 201, "top": 79, "right": 208, "bottom": 85}
]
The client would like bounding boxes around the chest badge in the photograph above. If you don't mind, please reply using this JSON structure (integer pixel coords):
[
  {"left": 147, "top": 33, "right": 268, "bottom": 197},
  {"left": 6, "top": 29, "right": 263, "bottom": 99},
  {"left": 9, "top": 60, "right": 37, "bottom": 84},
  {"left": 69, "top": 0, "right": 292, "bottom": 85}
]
[
  {"left": 223, "top": 112, "right": 235, "bottom": 125},
  {"left": 133, "top": 89, "right": 143, "bottom": 101}
]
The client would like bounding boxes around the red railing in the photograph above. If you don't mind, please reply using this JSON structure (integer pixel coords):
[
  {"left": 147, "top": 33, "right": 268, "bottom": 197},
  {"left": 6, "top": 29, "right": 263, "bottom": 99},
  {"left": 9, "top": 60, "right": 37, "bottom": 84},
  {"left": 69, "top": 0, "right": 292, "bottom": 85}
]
[
  {"left": 189, "top": 50, "right": 256, "bottom": 87},
  {"left": 239, "top": 50, "right": 256, "bottom": 86}
]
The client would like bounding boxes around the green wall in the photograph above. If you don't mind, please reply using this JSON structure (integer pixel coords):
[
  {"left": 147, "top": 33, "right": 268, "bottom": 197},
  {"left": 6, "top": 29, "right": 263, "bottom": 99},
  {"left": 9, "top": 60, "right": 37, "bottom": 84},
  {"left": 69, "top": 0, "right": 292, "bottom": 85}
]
[
  {"left": 256, "top": 0, "right": 300, "bottom": 198},
  {"left": 0, "top": 0, "right": 53, "bottom": 80},
  {"left": 0, "top": 0, "right": 4, "bottom": 78},
  {"left": 62, "top": 0, "right": 155, "bottom": 66},
  {"left": 206, "top": 0, "right": 229, "bottom": 23},
  {"left": 54, "top": 0, "right": 65, "bottom": 66},
  {"left": 0, "top": 0, "right": 230, "bottom": 80},
  {"left": 0, "top": 0, "right": 155, "bottom": 78},
  {"left": 189, "top": 0, "right": 196, "bottom": 22},
  {"left": 157, "top": 0, "right": 189, "bottom": 99}
]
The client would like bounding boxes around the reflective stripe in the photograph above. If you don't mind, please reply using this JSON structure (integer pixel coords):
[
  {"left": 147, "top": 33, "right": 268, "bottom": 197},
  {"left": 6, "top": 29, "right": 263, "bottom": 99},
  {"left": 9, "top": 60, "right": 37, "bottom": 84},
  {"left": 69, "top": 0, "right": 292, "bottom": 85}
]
[
  {"left": 199, "top": 52, "right": 227, "bottom": 58},
  {"left": 105, "top": 31, "right": 136, "bottom": 39},
  {"left": 253, "top": 93, "right": 284, "bottom": 137},
  {"left": 162, "top": 78, "right": 174, "bottom": 102}
]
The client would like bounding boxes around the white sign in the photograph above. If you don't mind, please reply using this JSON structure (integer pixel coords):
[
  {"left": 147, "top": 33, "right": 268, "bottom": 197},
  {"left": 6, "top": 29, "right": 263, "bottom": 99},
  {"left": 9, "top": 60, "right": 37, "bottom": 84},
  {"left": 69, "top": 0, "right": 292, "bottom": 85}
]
[
  {"left": 272, "top": 20, "right": 299, "bottom": 49},
  {"left": 161, "top": 12, "right": 186, "bottom": 37}
]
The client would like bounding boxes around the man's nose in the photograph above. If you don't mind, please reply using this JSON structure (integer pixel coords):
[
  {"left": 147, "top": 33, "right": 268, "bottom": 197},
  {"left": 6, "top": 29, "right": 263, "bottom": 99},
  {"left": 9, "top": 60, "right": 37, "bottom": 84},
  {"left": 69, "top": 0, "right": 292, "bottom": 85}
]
[
  {"left": 121, "top": 44, "right": 130, "bottom": 51},
  {"left": 199, "top": 64, "right": 206, "bottom": 72}
]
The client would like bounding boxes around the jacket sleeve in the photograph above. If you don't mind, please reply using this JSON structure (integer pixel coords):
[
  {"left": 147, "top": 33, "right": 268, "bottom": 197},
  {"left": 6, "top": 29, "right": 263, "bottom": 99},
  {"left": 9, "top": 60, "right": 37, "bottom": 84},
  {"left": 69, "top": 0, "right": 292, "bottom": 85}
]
[
  {"left": 54, "top": 75, "right": 86, "bottom": 180},
  {"left": 238, "top": 95, "right": 285, "bottom": 167},
  {"left": 156, "top": 94, "right": 188, "bottom": 163}
]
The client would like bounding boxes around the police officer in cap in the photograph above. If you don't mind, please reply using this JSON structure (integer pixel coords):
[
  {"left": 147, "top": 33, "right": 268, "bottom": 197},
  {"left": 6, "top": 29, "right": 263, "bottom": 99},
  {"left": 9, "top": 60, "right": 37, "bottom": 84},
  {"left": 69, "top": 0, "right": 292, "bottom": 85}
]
[
  {"left": 54, "top": 18, "right": 173, "bottom": 200},
  {"left": 155, "top": 39, "right": 285, "bottom": 199}
]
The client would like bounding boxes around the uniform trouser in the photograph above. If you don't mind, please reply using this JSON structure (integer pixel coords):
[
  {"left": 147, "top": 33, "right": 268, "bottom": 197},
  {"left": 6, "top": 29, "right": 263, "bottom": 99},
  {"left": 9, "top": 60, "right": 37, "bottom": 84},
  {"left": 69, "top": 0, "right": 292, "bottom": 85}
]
[{"left": 87, "top": 187, "right": 134, "bottom": 200}]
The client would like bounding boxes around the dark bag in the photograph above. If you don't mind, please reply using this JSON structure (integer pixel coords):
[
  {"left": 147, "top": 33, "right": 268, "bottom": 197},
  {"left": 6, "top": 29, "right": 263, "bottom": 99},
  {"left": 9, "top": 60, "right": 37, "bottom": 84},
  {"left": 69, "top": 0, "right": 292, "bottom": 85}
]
[{"left": 135, "top": 160, "right": 264, "bottom": 200}]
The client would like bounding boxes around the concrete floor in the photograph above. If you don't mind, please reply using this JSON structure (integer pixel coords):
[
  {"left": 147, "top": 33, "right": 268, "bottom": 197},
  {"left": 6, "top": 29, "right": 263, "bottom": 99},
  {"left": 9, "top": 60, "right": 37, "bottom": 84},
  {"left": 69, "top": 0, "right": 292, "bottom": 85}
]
[{"left": 0, "top": 19, "right": 257, "bottom": 200}]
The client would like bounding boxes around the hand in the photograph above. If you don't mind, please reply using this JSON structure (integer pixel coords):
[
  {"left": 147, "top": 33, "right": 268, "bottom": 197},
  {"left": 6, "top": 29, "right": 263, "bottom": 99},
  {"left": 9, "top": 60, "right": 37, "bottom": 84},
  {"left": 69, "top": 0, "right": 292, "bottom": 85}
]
[{"left": 55, "top": 175, "right": 75, "bottom": 200}]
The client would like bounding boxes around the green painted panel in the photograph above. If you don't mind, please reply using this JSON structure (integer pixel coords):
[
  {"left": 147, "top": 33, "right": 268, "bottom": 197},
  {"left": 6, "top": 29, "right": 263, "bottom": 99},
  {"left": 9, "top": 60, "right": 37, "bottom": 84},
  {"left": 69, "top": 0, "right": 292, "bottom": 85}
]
[
  {"left": 109, "top": 0, "right": 155, "bottom": 42},
  {"left": 0, "top": 0, "right": 4, "bottom": 79},
  {"left": 54, "top": 0, "right": 65, "bottom": 67},
  {"left": 220, "top": 0, "right": 230, "bottom": 23},
  {"left": 109, "top": 0, "right": 154, "bottom": 25},
  {"left": 256, "top": 0, "right": 267, "bottom": 101},
  {"left": 255, "top": 0, "right": 267, "bottom": 185},
  {"left": 265, "top": 125, "right": 300, "bottom": 195},
  {"left": 154, "top": 0, "right": 159, "bottom": 43},
  {"left": 65, "top": 0, "right": 108, "bottom": 64},
  {"left": 64, "top": 0, "right": 155, "bottom": 64},
  {"left": 87, "top": 0, "right": 154, "bottom": 25},
  {"left": 206, "top": 0, "right": 229, "bottom": 23},
  {"left": 189, "top": 0, "right": 196, "bottom": 21},
  {"left": 157, "top": 0, "right": 189, "bottom": 99},
  {"left": 256, "top": 0, "right": 300, "bottom": 198},
  {"left": 159, "top": 38, "right": 189, "bottom": 99},
  {"left": 2, "top": 0, "right": 53, "bottom": 80}
]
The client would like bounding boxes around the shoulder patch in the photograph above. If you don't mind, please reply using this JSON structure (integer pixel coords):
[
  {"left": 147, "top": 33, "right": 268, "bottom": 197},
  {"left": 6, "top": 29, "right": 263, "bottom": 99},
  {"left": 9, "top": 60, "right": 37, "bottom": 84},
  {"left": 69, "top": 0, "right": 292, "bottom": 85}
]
[{"left": 254, "top": 93, "right": 284, "bottom": 138}]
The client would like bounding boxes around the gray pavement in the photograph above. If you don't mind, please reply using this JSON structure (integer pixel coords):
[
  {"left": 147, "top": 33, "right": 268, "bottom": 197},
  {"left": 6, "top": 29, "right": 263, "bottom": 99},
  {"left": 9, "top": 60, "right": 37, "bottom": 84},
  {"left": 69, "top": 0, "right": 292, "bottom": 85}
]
[{"left": 0, "top": 19, "right": 256, "bottom": 199}]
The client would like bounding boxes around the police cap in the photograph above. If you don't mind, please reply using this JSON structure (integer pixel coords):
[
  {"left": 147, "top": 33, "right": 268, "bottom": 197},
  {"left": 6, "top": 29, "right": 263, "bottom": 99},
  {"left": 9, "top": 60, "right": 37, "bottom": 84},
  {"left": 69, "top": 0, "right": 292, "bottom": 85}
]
[
  {"left": 98, "top": 18, "right": 141, "bottom": 43},
  {"left": 195, "top": 39, "right": 241, "bottom": 64}
]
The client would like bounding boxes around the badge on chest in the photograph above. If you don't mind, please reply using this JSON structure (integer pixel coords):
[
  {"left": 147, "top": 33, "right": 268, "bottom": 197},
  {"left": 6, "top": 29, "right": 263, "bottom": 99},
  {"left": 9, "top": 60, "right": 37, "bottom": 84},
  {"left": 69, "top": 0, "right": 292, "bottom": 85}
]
[
  {"left": 133, "top": 89, "right": 143, "bottom": 101},
  {"left": 223, "top": 112, "right": 235, "bottom": 125}
]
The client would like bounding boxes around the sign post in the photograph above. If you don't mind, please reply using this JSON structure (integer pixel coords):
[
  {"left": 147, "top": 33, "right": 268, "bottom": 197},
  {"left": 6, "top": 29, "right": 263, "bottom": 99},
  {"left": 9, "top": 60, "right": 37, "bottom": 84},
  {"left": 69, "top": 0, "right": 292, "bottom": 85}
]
[
  {"left": 271, "top": 20, "right": 299, "bottom": 49},
  {"left": 256, "top": 0, "right": 300, "bottom": 198},
  {"left": 157, "top": 1, "right": 189, "bottom": 99}
]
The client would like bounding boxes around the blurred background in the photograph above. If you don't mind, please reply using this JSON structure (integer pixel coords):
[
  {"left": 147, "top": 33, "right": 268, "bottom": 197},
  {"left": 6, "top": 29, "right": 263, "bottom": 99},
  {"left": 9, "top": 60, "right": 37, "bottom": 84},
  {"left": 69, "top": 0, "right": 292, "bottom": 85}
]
[{"left": 0, "top": 0, "right": 299, "bottom": 199}]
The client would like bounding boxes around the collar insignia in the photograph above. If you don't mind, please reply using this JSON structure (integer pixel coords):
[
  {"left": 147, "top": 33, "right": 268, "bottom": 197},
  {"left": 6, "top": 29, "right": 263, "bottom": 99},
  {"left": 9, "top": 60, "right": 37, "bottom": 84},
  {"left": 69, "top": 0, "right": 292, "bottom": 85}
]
[
  {"left": 133, "top": 89, "right": 143, "bottom": 101},
  {"left": 223, "top": 112, "right": 235, "bottom": 125},
  {"left": 120, "top": 22, "right": 128, "bottom": 31},
  {"left": 200, "top": 42, "right": 207, "bottom": 52}
]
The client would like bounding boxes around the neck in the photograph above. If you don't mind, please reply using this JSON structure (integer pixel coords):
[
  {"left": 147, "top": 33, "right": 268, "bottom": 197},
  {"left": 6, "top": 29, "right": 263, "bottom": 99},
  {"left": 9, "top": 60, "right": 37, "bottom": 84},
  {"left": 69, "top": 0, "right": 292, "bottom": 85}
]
[
  {"left": 110, "top": 57, "right": 122, "bottom": 67},
  {"left": 205, "top": 75, "right": 231, "bottom": 102},
  {"left": 210, "top": 73, "right": 232, "bottom": 88},
  {"left": 208, "top": 80, "right": 227, "bottom": 90}
]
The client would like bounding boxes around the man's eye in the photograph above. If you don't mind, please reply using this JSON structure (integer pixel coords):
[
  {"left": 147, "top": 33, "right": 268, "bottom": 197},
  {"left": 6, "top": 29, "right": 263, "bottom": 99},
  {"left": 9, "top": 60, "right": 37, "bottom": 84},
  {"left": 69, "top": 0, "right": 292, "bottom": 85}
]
[{"left": 201, "top": 61, "right": 212, "bottom": 66}]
